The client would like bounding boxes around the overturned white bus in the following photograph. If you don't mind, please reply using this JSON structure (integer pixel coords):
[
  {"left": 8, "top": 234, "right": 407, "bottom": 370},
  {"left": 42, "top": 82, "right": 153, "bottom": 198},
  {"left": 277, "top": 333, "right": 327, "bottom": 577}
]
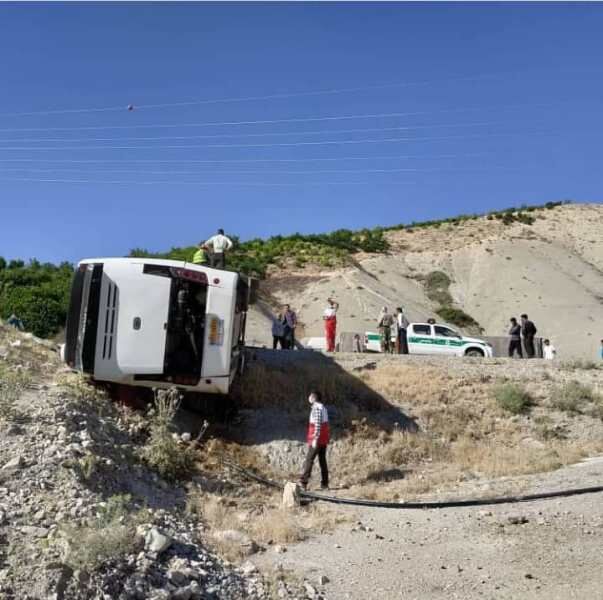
[{"left": 62, "top": 258, "right": 257, "bottom": 394}]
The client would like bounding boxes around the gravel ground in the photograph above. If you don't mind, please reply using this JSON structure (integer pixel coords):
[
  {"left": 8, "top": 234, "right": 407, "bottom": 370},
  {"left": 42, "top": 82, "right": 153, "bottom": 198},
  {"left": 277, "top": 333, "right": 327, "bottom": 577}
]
[
  {"left": 0, "top": 326, "right": 313, "bottom": 600},
  {"left": 255, "top": 457, "right": 603, "bottom": 599}
]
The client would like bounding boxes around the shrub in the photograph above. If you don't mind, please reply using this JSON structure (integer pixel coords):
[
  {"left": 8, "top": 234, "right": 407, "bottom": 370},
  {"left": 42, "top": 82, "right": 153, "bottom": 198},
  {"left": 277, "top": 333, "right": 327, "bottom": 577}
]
[
  {"left": 550, "top": 381, "right": 595, "bottom": 414},
  {"left": 494, "top": 384, "right": 533, "bottom": 414},
  {"left": 435, "top": 306, "right": 482, "bottom": 330},
  {"left": 424, "top": 271, "right": 453, "bottom": 305},
  {"left": 142, "top": 388, "right": 196, "bottom": 481},
  {"left": 59, "top": 494, "right": 142, "bottom": 570}
]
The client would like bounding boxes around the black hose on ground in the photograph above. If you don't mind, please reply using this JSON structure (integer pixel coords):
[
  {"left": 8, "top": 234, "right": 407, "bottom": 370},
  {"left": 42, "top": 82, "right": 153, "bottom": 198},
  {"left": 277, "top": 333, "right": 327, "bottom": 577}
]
[{"left": 224, "top": 460, "right": 603, "bottom": 510}]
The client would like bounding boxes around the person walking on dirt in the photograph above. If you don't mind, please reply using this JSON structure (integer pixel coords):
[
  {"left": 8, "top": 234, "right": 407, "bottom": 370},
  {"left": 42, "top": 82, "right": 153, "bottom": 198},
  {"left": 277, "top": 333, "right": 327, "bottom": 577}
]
[
  {"left": 377, "top": 307, "right": 395, "bottom": 353},
  {"left": 205, "top": 228, "right": 233, "bottom": 269},
  {"left": 323, "top": 298, "right": 339, "bottom": 352},
  {"left": 508, "top": 317, "right": 523, "bottom": 358},
  {"left": 395, "top": 307, "right": 410, "bottom": 354},
  {"left": 283, "top": 304, "right": 298, "bottom": 349},
  {"left": 299, "top": 390, "right": 330, "bottom": 490},
  {"left": 521, "top": 314, "right": 538, "bottom": 358},
  {"left": 272, "top": 313, "right": 286, "bottom": 350}
]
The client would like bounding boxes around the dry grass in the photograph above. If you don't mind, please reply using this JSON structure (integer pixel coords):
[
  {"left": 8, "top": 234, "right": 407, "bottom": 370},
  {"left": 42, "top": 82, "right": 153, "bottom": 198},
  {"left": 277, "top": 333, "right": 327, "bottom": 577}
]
[
  {"left": 0, "top": 365, "right": 29, "bottom": 421},
  {"left": 231, "top": 360, "right": 388, "bottom": 419},
  {"left": 188, "top": 488, "right": 346, "bottom": 560},
  {"left": 238, "top": 362, "right": 603, "bottom": 501},
  {"left": 550, "top": 381, "right": 598, "bottom": 414},
  {"left": 56, "top": 494, "right": 143, "bottom": 570}
]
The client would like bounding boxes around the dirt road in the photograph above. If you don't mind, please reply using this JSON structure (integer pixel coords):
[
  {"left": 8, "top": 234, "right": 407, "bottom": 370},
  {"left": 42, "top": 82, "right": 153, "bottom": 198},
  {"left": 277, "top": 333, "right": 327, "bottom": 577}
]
[{"left": 256, "top": 457, "right": 603, "bottom": 599}]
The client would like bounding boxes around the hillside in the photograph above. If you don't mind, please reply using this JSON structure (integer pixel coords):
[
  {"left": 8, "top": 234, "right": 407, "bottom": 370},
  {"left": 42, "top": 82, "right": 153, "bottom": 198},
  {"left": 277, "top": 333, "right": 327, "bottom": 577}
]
[
  {"left": 2, "top": 202, "right": 601, "bottom": 358},
  {"left": 248, "top": 203, "right": 603, "bottom": 359}
]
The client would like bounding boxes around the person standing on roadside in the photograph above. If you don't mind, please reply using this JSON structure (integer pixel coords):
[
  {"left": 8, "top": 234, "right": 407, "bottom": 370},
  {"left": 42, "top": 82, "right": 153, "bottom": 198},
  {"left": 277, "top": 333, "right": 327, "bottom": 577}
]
[
  {"left": 299, "top": 391, "right": 330, "bottom": 490},
  {"left": 543, "top": 339, "right": 556, "bottom": 360},
  {"left": 508, "top": 317, "right": 523, "bottom": 358},
  {"left": 205, "top": 228, "right": 233, "bottom": 269},
  {"left": 323, "top": 298, "right": 339, "bottom": 352},
  {"left": 521, "top": 313, "right": 538, "bottom": 358},
  {"left": 271, "top": 313, "right": 286, "bottom": 350},
  {"left": 377, "top": 307, "right": 395, "bottom": 354},
  {"left": 395, "top": 307, "right": 410, "bottom": 354},
  {"left": 283, "top": 304, "right": 298, "bottom": 349}
]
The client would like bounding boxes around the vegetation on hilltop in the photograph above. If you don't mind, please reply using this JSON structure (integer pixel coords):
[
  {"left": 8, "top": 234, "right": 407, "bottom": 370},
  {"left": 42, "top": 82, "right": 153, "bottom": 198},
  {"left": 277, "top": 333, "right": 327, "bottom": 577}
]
[
  {"left": 132, "top": 200, "right": 568, "bottom": 277},
  {"left": 131, "top": 227, "right": 388, "bottom": 277}
]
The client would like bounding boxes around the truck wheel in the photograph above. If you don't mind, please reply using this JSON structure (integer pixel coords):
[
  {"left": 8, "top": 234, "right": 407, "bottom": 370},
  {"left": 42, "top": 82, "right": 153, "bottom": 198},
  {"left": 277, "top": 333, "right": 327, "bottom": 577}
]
[{"left": 465, "top": 348, "right": 484, "bottom": 357}]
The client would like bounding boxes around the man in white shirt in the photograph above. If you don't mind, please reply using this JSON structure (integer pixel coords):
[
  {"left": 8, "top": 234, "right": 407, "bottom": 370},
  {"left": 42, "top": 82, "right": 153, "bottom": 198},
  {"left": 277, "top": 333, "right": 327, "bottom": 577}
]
[
  {"left": 395, "top": 307, "right": 410, "bottom": 354},
  {"left": 543, "top": 339, "right": 556, "bottom": 360},
  {"left": 205, "top": 228, "right": 234, "bottom": 269}
]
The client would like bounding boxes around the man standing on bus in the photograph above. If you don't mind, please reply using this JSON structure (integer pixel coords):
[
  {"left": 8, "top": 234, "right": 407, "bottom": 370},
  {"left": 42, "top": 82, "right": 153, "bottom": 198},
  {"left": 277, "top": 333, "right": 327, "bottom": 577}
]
[
  {"left": 205, "top": 228, "right": 234, "bottom": 269},
  {"left": 192, "top": 242, "right": 209, "bottom": 266}
]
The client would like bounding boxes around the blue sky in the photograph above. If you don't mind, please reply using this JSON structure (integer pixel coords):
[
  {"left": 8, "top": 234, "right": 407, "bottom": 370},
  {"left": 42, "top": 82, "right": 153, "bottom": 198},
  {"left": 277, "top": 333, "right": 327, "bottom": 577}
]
[{"left": 1, "top": 2, "right": 602, "bottom": 264}]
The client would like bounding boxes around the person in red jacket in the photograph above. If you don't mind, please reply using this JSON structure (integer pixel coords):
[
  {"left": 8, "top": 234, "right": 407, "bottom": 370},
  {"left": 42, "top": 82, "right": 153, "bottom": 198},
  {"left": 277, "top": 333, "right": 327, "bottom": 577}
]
[
  {"left": 299, "top": 390, "right": 330, "bottom": 490},
  {"left": 323, "top": 298, "right": 339, "bottom": 352}
]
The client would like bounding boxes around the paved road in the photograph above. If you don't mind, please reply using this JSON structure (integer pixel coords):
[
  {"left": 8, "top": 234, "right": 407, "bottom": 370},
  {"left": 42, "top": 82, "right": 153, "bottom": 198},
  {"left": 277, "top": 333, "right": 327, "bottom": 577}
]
[{"left": 256, "top": 458, "right": 603, "bottom": 599}]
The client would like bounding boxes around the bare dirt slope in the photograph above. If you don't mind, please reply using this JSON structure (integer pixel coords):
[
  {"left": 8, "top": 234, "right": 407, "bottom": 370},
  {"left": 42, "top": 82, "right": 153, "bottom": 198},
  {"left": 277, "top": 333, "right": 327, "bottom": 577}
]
[{"left": 247, "top": 203, "right": 603, "bottom": 358}]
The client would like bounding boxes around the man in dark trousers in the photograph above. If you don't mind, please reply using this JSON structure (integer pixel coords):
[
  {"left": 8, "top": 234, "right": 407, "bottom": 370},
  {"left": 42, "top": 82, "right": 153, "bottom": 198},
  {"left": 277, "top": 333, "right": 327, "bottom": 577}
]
[
  {"left": 283, "top": 304, "right": 298, "bottom": 349},
  {"left": 521, "top": 313, "right": 538, "bottom": 358},
  {"left": 299, "top": 391, "right": 330, "bottom": 490},
  {"left": 508, "top": 317, "right": 523, "bottom": 358},
  {"left": 395, "top": 307, "right": 410, "bottom": 354}
]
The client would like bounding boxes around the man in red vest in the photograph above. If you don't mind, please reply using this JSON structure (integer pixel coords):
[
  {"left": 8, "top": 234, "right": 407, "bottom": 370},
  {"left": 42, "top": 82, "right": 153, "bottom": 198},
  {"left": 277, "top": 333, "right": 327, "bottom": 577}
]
[{"left": 299, "top": 390, "right": 330, "bottom": 490}]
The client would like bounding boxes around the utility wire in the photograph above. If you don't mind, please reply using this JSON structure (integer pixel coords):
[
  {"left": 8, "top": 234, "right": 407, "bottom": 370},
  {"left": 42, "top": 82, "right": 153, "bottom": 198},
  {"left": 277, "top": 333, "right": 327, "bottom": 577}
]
[
  {"left": 0, "top": 102, "right": 555, "bottom": 132},
  {"left": 0, "top": 119, "right": 531, "bottom": 143},
  {"left": 0, "top": 165, "right": 518, "bottom": 175},
  {"left": 0, "top": 152, "right": 488, "bottom": 164},
  {"left": 0, "top": 129, "right": 556, "bottom": 151},
  {"left": 0, "top": 71, "right": 555, "bottom": 117},
  {"left": 0, "top": 176, "right": 419, "bottom": 187}
]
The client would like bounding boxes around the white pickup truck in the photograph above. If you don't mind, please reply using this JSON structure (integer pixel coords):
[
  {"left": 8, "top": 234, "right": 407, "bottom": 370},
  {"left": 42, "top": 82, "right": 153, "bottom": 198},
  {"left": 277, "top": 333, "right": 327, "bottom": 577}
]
[{"left": 365, "top": 323, "right": 493, "bottom": 357}]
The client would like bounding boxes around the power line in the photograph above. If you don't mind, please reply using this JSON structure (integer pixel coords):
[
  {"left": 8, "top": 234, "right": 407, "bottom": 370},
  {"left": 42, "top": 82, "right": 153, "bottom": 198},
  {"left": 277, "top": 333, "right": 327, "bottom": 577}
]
[
  {"left": 0, "top": 152, "right": 488, "bottom": 164},
  {"left": 0, "top": 176, "right": 419, "bottom": 187},
  {"left": 0, "top": 102, "right": 555, "bottom": 132},
  {"left": 0, "top": 119, "right": 527, "bottom": 143},
  {"left": 0, "top": 165, "right": 517, "bottom": 175},
  {"left": 0, "top": 71, "right": 550, "bottom": 118},
  {"left": 0, "top": 129, "right": 555, "bottom": 151}
]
